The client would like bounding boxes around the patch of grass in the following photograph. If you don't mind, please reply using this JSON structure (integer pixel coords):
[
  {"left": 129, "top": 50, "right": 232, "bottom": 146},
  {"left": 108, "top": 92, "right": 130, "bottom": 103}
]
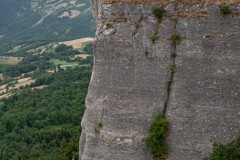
[
  {"left": 170, "top": 51, "right": 177, "bottom": 59},
  {"left": 152, "top": 7, "right": 166, "bottom": 21},
  {"left": 150, "top": 32, "right": 159, "bottom": 43},
  {"left": 94, "top": 127, "right": 100, "bottom": 133},
  {"left": 79, "top": 64, "right": 91, "bottom": 67},
  {"left": 95, "top": 122, "right": 103, "bottom": 134},
  {"left": 169, "top": 64, "right": 176, "bottom": 70},
  {"left": 170, "top": 32, "right": 181, "bottom": 45},
  {"left": 203, "top": 136, "right": 240, "bottom": 160},
  {"left": 144, "top": 112, "right": 168, "bottom": 159},
  {"left": 219, "top": 4, "right": 231, "bottom": 15},
  {"left": 98, "top": 122, "right": 103, "bottom": 128},
  {"left": 106, "top": 22, "right": 113, "bottom": 29}
]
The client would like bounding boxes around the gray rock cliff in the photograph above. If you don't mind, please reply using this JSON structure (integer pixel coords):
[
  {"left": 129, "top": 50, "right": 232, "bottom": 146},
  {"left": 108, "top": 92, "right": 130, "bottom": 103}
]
[{"left": 80, "top": 1, "right": 240, "bottom": 159}]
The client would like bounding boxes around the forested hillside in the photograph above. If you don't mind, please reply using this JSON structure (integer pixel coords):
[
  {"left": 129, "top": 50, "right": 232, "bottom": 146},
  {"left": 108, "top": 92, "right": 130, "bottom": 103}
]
[
  {"left": 0, "top": 0, "right": 95, "bottom": 46},
  {"left": 0, "top": 66, "right": 92, "bottom": 160},
  {"left": 0, "top": 40, "right": 93, "bottom": 159},
  {"left": 0, "top": 1, "right": 95, "bottom": 159}
]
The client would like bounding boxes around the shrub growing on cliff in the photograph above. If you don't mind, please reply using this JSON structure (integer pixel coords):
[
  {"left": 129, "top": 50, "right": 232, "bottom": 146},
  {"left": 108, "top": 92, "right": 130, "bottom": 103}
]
[
  {"left": 105, "top": 22, "right": 113, "bottom": 29},
  {"left": 170, "top": 31, "right": 181, "bottom": 45},
  {"left": 98, "top": 122, "right": 103, "bottom": 128},
  {"left": 152, "top": 7, "right": 166, "bottom": 21},
  {"left": 169, "top": 64, "right": 176, "bottom": 70},
  {"left": 95, "top": 122, "right": 103, "bottom": 134},
  {"left": 144, "top": 112, "right": 168, "bottom": 159},
  {"left": 203, "top": 136, "right": 240, "bottom": 160},
  {"left": 219, "top": 4, "right": 231, "bottom": 15},
  {"left": 170, "top": 51, "right": 177, "bottom": 59},
  {"left": 150, "top": 32, "right": 159, "bottom": 43}
]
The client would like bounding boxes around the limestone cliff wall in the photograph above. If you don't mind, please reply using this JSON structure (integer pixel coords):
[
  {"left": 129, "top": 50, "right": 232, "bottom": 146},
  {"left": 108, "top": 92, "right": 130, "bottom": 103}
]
[{"left": 80, "top": 1, "right": 240, "bottom": 160}]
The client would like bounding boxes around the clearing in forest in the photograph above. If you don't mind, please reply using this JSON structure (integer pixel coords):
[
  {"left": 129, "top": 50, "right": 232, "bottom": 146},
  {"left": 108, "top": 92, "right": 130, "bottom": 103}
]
[
  {"left": 0, "top": 77, "right": 35, "bottom": 99},
  {"left": 60, "top": 37, "right": 94, "bottom": 49},
  {"left": 74, "top": 54, "right": 91, "bottom": 59}
]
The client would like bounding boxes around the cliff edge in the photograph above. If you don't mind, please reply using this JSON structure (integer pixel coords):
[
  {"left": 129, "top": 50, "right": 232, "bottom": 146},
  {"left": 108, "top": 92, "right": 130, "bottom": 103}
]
[{"left": 80, "top": 1, "right": 240, "bottom": 159}]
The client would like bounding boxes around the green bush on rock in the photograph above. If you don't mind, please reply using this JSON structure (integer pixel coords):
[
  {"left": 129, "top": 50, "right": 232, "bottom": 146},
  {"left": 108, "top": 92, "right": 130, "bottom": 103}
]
[
  {"left": 203, "top": 137, "right": 240, "bottom": 160},
  {"left": 144, "top": 112, "right": 168, "bottom": 159},
  {"left": 170, "top": 31, "right": 181, "bottom": 45},
  {"left": 152, "top": 7, "right": 166, "bottom": 21},
  {"left": 150, "top": 32, "right": 159, "bottom": 43},
  {"left": 219, "top": 4, "right": 231, "bottom": 15}
]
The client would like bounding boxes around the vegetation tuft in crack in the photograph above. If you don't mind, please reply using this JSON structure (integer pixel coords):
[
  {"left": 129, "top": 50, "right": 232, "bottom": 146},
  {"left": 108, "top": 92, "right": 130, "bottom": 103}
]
[
  {"left": 170, "top": 51, "right": 177, "bottom": 59},
  {"left": 152, "top": 7, "right": 166, "bottom": 21},
  {"left": 150, "top": 32, "right": 159, "bottom": 43},
  {"left": 95, "top": 122, "right": 103, "bottom": 134},
  {"left": 219, "top": 4, "right": 231, "bottom": 15},
  {"left": 170, "top": 31, "right": 181, "bottom": 45},
  {"left": 144, "top": 112, "right": 168, "bottom": 160},
  {"left": 105, "top": 22, "right": 113, "bottom": 29}
]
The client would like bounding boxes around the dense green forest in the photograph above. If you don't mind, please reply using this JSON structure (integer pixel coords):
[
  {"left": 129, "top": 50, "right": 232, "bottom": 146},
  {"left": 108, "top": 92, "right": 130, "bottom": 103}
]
[
  {"left": 0, "top": 0, "right": 95, "bottom": 159},
  {"left": 0, "top": 40, "right": 93, "bottom": 159},
  {"left": 0, "top": 66, "right": 92, "bottom": 160}
]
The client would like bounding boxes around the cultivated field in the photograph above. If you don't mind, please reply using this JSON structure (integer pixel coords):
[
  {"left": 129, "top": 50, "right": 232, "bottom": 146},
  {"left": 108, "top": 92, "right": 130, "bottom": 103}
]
[
  {"left": 61, "top": 37, "right": 94, "bottom": 49},
  {"left": 59, "top": 10, "right": 81, "bottom": 18},
  {"left": 0, "top": 56, "right": 23, "bottom": 65},
  {"left": 74, "top": 54, "right": 91, "bottom": 59},
  {"left": 32, "top": 85, "right": 46, "bottom": 90},
  {"left": 15, "top": 77, "right": 35, "bottom": 88},
  {"left": 0, "top": 84, "right": 7, "bottom": 94},
  {"left": 0, "top": 77, "right": 35, "bottom": 99},
  {"left": 0, "top": 93, "right": 13, "bottom": 99}
]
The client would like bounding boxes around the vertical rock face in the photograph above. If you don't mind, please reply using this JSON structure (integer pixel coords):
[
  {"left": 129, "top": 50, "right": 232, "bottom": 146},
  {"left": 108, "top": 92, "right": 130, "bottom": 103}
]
[
  {"left": 80, "top": 1, "right": 240, "bottom": 160},
  {"left": 166, "top": 4, "right": 240, "bottom": 160}
]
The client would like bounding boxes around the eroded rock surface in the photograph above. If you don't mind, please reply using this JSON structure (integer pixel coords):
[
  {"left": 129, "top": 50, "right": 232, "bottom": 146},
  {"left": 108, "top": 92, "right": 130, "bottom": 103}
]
[{"left": 80, "top": 1, "right": 240, "bottom": 160}]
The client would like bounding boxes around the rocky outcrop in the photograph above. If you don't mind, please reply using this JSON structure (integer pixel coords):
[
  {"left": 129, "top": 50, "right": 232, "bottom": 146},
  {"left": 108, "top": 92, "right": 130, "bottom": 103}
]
[{"left": 80, "top": 1, "right": 240, "bottom": 160}]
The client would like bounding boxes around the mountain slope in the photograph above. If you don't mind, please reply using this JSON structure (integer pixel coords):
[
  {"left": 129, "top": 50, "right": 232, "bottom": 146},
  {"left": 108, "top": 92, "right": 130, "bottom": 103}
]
[{"left": 0, "top": 0, "right": 95, "bottom": 44}]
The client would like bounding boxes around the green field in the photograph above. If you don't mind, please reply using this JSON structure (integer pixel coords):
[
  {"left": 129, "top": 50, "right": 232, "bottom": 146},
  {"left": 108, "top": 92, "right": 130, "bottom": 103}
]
[{"left": 50, "top": 58, "right": 79, "bottom": 66}]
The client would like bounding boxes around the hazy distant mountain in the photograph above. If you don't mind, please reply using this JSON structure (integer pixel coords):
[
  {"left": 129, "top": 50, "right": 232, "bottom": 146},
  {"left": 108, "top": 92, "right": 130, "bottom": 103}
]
[{"left": 0, "top": 0, "right": 95, "bottom": 44}]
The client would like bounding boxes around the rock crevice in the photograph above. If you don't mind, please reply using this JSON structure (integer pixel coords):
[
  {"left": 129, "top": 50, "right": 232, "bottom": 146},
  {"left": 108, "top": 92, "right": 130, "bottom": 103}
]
[{"left": 163, "top": 18, "right": 179, "bottom": 116}]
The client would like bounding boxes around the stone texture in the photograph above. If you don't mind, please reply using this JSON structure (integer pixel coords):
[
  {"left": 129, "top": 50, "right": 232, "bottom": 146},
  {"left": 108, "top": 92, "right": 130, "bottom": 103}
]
[
  {"left": 80, "top": 1, "right": 240, "bottom": 160},
  {"left": 166, "top": 4, "right": 240, "bottom": 160}
]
